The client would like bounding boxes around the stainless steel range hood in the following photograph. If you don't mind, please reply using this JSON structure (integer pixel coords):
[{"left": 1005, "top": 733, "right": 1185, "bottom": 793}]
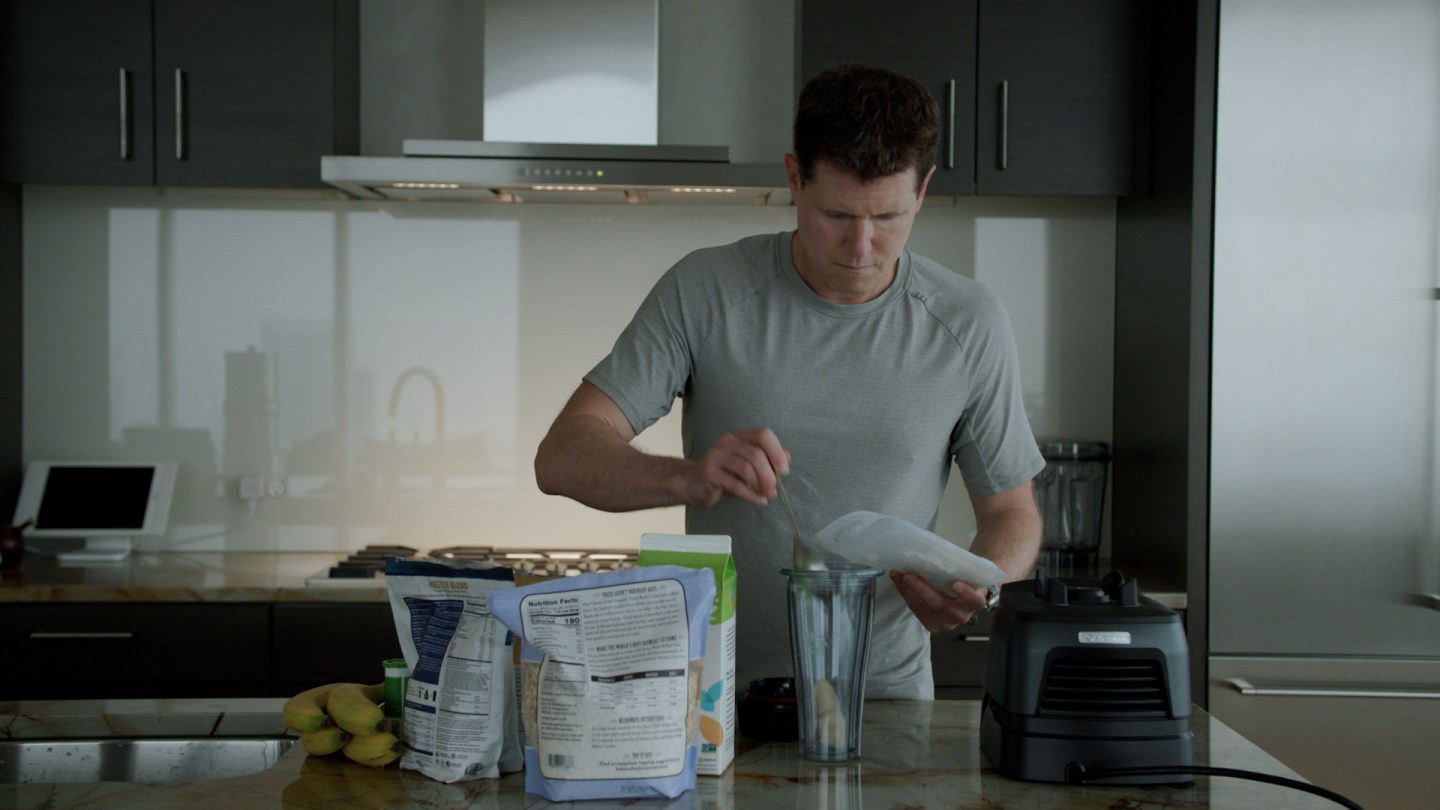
[
  {"left": 321, "top": 0, "right": 790, "bottom": 205},
  {"left": 321, "top": 141, "right": 790, "bottom": 205}
]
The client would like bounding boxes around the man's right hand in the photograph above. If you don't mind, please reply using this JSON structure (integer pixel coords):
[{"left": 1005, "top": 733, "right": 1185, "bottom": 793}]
[
  {"left": 689, "top": 428, "right": 792, "bottom": 508},
  {"left": 536, "top": 382, "right": 792, "bottom": 513}
]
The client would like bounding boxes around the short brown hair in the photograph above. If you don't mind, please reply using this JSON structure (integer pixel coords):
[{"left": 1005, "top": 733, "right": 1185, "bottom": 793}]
[{"left": 792, "top": 64, "right": 940, "bottom": 192}]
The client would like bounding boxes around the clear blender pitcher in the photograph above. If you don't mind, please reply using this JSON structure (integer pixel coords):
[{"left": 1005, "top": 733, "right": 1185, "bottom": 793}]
[
  {"left": 1032, "top": 440, "right": 1110, "bottom": 572},
  {"left": 783, "top": 563, "right": 881, "bottom": 762}
]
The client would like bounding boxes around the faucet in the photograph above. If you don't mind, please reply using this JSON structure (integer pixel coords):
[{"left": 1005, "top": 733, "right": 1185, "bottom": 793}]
[{"left": 387, "top": 366, "right": 445, "bottom": 449}]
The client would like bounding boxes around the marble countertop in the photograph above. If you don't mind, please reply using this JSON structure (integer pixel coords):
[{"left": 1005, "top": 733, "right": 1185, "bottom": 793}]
[
  {"left": 0, "top": 552, "right": 1186, "bottom": 608},
  {"left": 2, "top": 698, "right": 1332, "bottom": 809},
  {"left": 0, "top": 551, "right": 387, "bottom": 603}
]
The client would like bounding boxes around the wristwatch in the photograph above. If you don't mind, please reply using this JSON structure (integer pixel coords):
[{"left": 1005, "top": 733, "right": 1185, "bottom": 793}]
[{"left": 966, "top": 583, "right": 1002, "bottom": 626}]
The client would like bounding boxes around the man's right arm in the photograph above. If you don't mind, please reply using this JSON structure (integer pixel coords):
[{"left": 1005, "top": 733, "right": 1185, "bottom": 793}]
[{"left": 534, "top": 382, "right": 790, "bottom": 512}]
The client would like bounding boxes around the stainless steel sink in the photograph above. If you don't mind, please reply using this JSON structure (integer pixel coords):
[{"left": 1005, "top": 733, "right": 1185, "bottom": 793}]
[{"left": 0, "top": 737, "right": 293, "bottom": 784}]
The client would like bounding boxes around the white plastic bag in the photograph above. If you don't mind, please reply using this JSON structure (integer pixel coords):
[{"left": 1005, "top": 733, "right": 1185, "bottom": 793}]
[
  {"left": 490, "top": 565, "right": 714, "bottom": 802},
  {"left": 385, "top": 556, "right": 523, "bottom": 783},
  {"left": 811, "top": 511, "right": 1005, "bottom": 591}
]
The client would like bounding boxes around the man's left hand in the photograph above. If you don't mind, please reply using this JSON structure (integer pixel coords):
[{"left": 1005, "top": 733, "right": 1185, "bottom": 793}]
[{"left": 889, "top": 570, "right": 994, "bottom": 632}]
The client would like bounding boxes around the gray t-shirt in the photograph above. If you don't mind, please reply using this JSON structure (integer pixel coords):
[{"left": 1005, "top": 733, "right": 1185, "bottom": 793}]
[{"left": 585, "top": 231, "right": 1043, "bottom": 699}]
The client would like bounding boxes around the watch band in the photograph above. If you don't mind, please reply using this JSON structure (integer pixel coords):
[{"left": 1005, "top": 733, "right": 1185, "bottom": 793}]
[{"left": 965, "top": 583, "right": 1002, "bottom": 627}]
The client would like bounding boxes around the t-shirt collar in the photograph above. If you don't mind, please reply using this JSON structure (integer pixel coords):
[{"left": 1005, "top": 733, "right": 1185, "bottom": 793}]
[{"left": 780, "top": 230, "right": 910, "bottom": 318}]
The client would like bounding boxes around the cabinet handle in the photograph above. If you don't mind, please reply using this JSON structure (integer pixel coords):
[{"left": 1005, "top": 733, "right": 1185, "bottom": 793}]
[
  {"left": 999, "top": 80, "right": 1009, "bottom": 171},
  {"left": 962, "top": 635, "right": 989, "bottom": 643},
  {"left": 1228, "top": 678, "right": 1440, "bottom": 700},
  {"left": 30, "top": 631, "right": 135, "bottom": 640},
  {"left": 118, "top": 68, "right": 130, "bottom": 160},
  {"left": 945, "top": 79, "right": 956, "bottom": 170},
  {"left": 174, "top": 68, "right": 186, "bottom": 160}
]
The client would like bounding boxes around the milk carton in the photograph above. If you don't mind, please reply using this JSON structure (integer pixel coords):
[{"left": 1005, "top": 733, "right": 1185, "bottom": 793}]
[{"left": 638, "top": 533, "right": 736, "bottom": 776}]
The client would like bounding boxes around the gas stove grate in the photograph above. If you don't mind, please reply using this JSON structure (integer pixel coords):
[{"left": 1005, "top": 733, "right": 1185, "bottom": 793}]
[{"left": 311, "top": 544, "right": 636, "bottom": 583}]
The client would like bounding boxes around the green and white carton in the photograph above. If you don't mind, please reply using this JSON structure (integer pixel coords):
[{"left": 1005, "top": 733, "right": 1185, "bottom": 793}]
[{"left": 637, "top": 533, "right": 736, "bottom": 776}]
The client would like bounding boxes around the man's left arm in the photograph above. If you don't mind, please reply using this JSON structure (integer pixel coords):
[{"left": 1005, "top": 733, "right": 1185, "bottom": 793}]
[{"left": 890, "top": 481, "right": 1042, "bottom": 632}]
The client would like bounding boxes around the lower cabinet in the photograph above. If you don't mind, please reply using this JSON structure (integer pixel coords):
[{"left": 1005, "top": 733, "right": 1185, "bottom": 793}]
[
  {"left": 2, "top": 603, "right": 271, "bottom": 699},
  {"left": 0, "top": 601, "right": 402, "bottom": 700},
  {"left": 930, "top": 615, "right": 992, "bottom": 700},
  {"left": 270, "top": 602, "right": 402, "bottom": 697}
]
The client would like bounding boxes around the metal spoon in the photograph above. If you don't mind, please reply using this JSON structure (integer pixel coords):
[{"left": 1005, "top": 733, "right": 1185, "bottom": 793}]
[{"left": 777, "top": 478, "right": 825, "bottom": 570}]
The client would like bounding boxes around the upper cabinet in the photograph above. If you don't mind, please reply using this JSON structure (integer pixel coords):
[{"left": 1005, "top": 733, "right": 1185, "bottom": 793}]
[
  {"left": 798, "top": 0, "right": 1152, "bottom": 196},
  {"left": 0, "top": 0, "right": 358, "bottom": 189},
  {"left": 0, "top": 0, "right": 155, "bottom": 185}
]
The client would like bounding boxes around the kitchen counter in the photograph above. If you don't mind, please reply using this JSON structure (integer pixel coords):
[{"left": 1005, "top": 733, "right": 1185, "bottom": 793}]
[
  {"left": 0, "top": 551, "right": 386, "bottom": 603},
  {"left": 2, "top": 698, "right": 1337, "bottom": 809},
  {"left": 0, "top": 551, "right": 1187, "bottom": 608}
]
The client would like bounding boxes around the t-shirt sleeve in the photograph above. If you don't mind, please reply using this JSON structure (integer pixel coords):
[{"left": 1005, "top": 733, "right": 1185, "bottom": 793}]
[
  {"left": 584, "top": 265, "right": 693, "bottom": 436},
  {"left": 950, "top": 289, "right": 1046, "bottom": 495}
]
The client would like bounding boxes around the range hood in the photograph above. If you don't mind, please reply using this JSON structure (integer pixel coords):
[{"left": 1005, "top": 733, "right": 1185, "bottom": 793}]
[
  {"left": 321, "top": 0, "right": 790, "bottom": 205},
  {"left": 321, "top": 141, "right": 791, "bottom": 205}
]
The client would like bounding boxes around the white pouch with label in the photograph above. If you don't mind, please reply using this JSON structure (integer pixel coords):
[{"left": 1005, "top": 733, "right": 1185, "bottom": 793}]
[
  {"left": 490, "top": 565, "right": 714, "bottom": 802},
  {"left": 385, "top": 556, "right": 523, "bottom": 783},
  {"left": 812, "top": 511, "right": 1005, "bottom": 591}
]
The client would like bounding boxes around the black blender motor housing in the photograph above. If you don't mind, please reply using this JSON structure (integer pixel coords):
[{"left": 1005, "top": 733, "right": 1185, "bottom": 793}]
[{"left": 980, "top": 570, "right": 1194, "bottom": 784}]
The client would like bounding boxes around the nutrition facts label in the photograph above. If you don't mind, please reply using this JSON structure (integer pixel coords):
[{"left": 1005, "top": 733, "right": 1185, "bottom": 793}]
[{"left": 520, "top": 578, "right": 690, "bottom": 780}]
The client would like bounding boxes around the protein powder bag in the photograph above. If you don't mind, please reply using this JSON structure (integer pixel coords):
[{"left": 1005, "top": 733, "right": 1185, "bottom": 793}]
[
  {"left": 490, "top": 564, "right": 714, "bottom": 801},
  {"left": 385, "top": 556, "right": 523, "bottom": 782}
]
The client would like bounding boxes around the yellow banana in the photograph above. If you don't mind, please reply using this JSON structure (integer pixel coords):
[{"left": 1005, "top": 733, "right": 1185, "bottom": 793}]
[
  {"left": 299, "top": 724, "right": 351, "bottom": 756},
  {"left": 283, "top": 682, "right": 359, "bottom": 733},
  {"left": 342, "top": 731, "right": 403, "bottom": 767},
  {"left": 327, "top": 682, "right": 387, "bottom": 736}
]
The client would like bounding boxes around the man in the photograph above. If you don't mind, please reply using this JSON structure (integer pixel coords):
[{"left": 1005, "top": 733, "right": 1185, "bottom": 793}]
[{"left": 534, "top": 65, "right": 1044, "bottom": 699}]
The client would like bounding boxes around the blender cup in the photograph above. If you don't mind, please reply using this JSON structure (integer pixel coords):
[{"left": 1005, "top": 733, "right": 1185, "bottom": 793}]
[
  {"left": 1033, "top": 440, "right": 1110, "bottom": 572},
  {"left": 783, "top": 563, "right": 881, "bottom": 762}
]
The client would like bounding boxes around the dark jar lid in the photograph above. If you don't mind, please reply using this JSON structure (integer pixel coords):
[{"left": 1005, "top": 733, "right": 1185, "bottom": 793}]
[{"left": 738, "top": 677, "right": 798, "bottom": 741}]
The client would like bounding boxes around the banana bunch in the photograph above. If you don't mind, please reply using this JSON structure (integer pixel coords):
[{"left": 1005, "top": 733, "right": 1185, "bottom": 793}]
[{"left": 283, "top": 681, "right": 402, "bottom": 767}]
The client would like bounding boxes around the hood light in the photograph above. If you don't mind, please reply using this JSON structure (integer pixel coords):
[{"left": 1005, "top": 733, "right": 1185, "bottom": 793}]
[
  {"left": 392, "top": 182, "right": 461, "bottom": 190},
  {"left": 671, "top": 187, "right": 737, "bottom": 194},
  {"left": 531, "top": 184, "right": 600, "bottom": 192}
]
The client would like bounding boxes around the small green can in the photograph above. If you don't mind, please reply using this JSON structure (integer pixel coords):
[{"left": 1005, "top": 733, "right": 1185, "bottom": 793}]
[{"left": 384, "top": 657, "right": 410, "bottom": 719}]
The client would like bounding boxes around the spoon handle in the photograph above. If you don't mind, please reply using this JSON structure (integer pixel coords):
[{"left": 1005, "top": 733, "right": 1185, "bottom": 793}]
[{"left": 777, "top": 479, "right": 822, "bottom": 570}]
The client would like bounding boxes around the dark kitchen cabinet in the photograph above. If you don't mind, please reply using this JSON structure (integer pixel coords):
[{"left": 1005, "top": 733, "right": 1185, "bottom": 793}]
[
  {"left": 0, "top": 0, "right": 156, "bottom": 185},
  {"left": 799, "top": 0, "right": 978, "bottom": 196},
  {"left": 0, "top": 603, "right": 271, "bottom": 699},
  {"left": 0, "top": 601, "right": 401, "bottom": 699},
  {"left": 798, "top": 0, "right": 1152, "bottom": 196},
  {"left": 270, "top": 602, "right": 402, "bottom": 697},
  {"left": 0, "top": 0, "right": 358, "bottom": 188},
  {"left": 930, "top": 615, "right": 992, "bottom": 700}
]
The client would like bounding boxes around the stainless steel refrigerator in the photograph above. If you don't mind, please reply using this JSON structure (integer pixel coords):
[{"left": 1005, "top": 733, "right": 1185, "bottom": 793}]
[{"left": 1206, "top": 3, "right": 1440, "bottom": 809}]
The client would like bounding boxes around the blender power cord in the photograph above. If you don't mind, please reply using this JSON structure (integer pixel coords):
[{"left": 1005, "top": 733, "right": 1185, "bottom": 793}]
[{"left": 1065, "top": 763, "right": 1363, "bottom": 810}]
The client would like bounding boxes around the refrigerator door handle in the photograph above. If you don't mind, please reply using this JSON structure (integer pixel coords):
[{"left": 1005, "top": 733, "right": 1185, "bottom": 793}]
[{"left": 1228, "top": 678, "right": 1440, "bottom": 700}]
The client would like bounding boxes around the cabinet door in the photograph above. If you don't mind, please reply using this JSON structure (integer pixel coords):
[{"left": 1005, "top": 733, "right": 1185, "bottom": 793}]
[
  {"left": 930, "top": 613, "right": 991, "bottom": 700},
  {"left": 0, "top": 0, "right": 155, "bottom": 185},
  {"left": 270, "top": 602, "right": 403, "bottom": 696},
  {"left": 153, "top": 0, "right": 356, "bottom": 188},
  {"left": 976, "top": 0, "right": 1152, "bottom": 195},
  {"left": 1, "top": 603, "right": 270, "bottom": 699},
  {"left": 797, "top": 0, "right": 978, "bottom": 196}
]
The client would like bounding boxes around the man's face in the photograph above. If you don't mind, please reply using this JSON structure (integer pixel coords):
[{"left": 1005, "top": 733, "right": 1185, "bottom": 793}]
[{"left": 786, "top": 155, "right": 934, "bottom": 305}]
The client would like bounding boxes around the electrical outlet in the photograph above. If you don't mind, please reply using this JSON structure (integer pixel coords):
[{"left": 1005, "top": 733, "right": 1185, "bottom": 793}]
[
  {"left": 266, "top": 478, "right": 287, "bottom": 498},
  {"left": 239, "top": 477, "right": 265, "bottom": 500}
]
